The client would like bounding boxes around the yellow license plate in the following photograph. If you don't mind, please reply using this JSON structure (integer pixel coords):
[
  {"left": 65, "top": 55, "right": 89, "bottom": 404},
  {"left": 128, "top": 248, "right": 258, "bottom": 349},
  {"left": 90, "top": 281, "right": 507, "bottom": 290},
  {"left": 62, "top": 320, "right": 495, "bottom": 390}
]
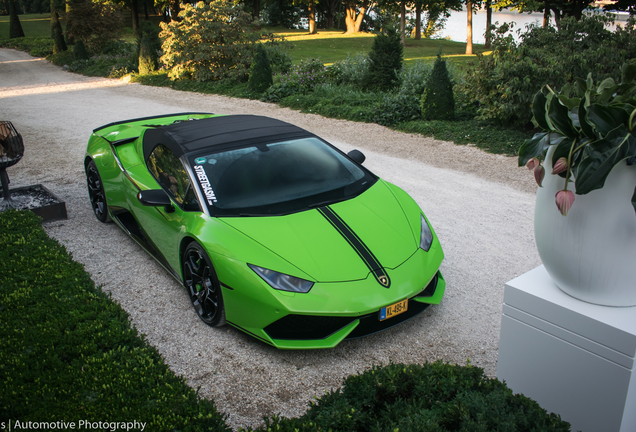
[{"left": 379, "top": 299, "right": 408, "bottom": 321}]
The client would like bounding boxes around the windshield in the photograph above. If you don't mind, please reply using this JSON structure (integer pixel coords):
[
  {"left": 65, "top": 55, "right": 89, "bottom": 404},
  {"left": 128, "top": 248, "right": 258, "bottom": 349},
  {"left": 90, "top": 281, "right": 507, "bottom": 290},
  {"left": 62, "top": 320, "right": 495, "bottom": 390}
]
[{"left": 188, "top": 137, "right": 376, "bottom": 216}]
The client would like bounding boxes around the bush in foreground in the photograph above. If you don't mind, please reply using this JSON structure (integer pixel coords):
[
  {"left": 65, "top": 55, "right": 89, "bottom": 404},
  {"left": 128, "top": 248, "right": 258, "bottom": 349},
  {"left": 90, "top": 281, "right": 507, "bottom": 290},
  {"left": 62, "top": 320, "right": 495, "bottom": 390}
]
[
  {"left": 0, "top": 210, "right": 229, "bottom": 431},
  {"left": 248, "top": 362, "right": 571, "bottom": 432}
]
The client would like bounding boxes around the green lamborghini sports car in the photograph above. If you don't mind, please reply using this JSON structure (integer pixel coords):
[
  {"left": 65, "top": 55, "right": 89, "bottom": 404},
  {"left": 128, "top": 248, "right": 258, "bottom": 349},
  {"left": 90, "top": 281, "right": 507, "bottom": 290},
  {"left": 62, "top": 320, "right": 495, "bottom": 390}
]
[{"left": 85, "top": 113, "right": 445, "bottom": 349}]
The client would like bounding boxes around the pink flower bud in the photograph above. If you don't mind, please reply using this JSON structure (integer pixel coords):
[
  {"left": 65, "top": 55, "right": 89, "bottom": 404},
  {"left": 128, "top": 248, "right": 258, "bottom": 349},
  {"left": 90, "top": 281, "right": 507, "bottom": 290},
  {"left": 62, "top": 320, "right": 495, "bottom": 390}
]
[
  {"left": 552, "top": 157, "right": 568, "bottom": 175},
  {"left": 534, "top": 165, "right": 545, "bottom": 187},
  {"left": 526, "top": 157, "right": 540, "bottom": 170},
  {"left": 555, "top": 190, "right": 575, "bottom": 216}
]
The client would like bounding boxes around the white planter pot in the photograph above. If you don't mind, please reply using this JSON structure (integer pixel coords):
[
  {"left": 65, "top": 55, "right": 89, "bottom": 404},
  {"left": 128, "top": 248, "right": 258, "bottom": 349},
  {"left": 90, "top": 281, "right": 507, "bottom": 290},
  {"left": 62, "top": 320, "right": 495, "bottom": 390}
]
[{"left": 534, "top": 147, "right": 636, "bottom": 307}]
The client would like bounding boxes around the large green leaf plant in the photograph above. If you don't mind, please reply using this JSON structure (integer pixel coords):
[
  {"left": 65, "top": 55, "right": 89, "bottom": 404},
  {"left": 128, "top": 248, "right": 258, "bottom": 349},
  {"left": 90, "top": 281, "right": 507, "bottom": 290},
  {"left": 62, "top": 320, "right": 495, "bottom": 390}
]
[{"left": 519, "top": 60, "right": 636, "bottom": 216}]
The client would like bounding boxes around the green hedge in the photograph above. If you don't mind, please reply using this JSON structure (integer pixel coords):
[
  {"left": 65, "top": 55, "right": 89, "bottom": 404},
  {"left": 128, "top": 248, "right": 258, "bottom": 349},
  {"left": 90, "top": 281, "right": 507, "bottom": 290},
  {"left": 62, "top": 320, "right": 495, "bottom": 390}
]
[
  {"left": 248, "top": 362, "right": 571, "bottom": 432},
  {"left": 0, "top": 210, "right": 230, "bottom": 431}
]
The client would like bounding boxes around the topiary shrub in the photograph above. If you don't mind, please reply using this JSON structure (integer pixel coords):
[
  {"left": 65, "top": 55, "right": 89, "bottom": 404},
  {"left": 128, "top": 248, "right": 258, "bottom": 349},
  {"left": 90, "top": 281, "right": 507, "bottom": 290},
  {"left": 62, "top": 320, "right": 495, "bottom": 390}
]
[
  {"left": 248, "top": 362, "right": 571, "bottom": 432},
  {"left": 138, "top": 34, "right": 158, "bottom": 75},
  {"left": 73, "top": 39, "right": 89, "bottom": 60},
  {"left": 248, "top": 43, "right": 273, "bottom": 93},
  {"left": 422, "top": 54, "right": 454, "bottom": 120},
  {"left": 364, "top": 27, "right": 403, "bottom": 92}
]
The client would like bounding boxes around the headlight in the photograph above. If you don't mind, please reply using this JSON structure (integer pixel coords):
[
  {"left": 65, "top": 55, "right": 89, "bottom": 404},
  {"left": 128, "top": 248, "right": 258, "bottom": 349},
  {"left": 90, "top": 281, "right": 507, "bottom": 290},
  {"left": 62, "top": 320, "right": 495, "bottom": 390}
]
[
  {"left": 420, "top": 214, "right": 433, "bottom": 252},
  {"left": 249, "top": 264, "right": 314, "bottom": 293}
]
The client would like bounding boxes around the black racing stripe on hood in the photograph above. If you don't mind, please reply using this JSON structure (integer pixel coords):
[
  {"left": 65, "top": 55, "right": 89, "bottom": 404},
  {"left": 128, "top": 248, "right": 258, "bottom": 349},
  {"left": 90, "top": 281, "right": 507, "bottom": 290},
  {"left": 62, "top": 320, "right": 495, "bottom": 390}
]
[{"left": 318, "top": 206, "right": 391, "bottom": 288}]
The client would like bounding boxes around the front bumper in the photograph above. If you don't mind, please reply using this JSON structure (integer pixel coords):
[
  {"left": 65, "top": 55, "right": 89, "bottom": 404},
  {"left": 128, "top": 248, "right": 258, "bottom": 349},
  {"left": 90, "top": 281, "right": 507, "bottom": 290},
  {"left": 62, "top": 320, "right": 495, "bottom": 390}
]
[{"left": 229, "top": 270, "right": 445, "bottom": 349}]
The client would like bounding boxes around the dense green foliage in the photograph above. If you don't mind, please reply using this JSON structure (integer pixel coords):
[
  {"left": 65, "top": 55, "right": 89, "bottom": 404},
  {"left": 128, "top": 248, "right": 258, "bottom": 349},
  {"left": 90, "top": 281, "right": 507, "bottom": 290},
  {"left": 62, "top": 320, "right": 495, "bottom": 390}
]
[
  {"left": 462, "top": 15, "right": 636, "bottom": 126},
  {"left": 248, "top": 362, "right": 571, "bottom": 432},
  {"left": 0, "top": 210, "right": 230, "bottom": 431},
  {"left": 248, "top": 43, "right": 273, "bottom": 93},
  {"left": 329, "top": 52, "right": 370, "bottom": 86},
  {"left": 422, "top": 55, "right": 455, "bottom": 120},
  {"left": 0, "top": 36, "right": 53, "bottom": 56},
  {"left": 160, "top": 0, "right": 262, "bottom": 82},
  {"left": 138, "top": 35, "right": 158, "bottom": 75},
  {"left": 261, "top": 58, "right": 329, "bottom": 101},
  {"left": 364, "top": 27, "right": 403, "bottom": 91},
  {"left": 65, "top": 0, "right": 122, "bottom": 54}
]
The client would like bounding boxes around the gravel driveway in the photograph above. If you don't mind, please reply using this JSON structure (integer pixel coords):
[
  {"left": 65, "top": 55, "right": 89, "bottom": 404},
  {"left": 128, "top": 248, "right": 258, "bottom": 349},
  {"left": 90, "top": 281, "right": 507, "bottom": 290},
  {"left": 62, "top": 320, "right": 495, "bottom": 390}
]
[{"left": 1, "top": 48, "right": 540, "bottom": 429}]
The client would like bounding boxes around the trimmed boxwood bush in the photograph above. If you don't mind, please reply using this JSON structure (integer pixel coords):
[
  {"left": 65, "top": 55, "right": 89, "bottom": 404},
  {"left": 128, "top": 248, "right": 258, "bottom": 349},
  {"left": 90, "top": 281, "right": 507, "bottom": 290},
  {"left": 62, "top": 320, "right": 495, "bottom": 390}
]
[
  {"left": 248, "top": 44, "right": 273, "bottom": 93},
  {"left": 422, "top": 55, "right": 455, "bottom": 121},
  {"left": 364, "top": 27, "right": 403, "bottom": 92},
  {"left": 249, "top": 362, "right": 571, "bottom": 431},
  {"left": 0, "top": 210, "right": 230, "bottom": 431},
  {"left": 73, "top": 39, "right": 90, "bottom": 61}
]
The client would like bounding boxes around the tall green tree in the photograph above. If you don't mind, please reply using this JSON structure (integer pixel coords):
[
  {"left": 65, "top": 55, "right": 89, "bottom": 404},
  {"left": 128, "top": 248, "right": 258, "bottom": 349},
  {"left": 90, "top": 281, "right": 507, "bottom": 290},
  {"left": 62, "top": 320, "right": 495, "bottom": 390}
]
[{"left": 364, "top": 27, "right": 403, "bottom": 91}]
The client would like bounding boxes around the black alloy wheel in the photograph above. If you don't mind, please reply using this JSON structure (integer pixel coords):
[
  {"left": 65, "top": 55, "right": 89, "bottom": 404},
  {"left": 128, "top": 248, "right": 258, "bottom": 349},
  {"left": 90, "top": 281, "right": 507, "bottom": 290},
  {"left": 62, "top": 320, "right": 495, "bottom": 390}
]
[
  {"left": 183, "top": 242, "right": 226, "bottom": 327},
  {"left": 86, "top": 160, "right": 111, "bottom": 223}
]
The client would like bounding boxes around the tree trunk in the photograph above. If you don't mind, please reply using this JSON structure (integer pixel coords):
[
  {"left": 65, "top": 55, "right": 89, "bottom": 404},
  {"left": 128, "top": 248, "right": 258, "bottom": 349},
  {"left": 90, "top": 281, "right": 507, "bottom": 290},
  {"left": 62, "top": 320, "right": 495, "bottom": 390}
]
[
  {"left": 130, "top": 0, "right": 139, "bottom": 33},
  {"left": 465, "top": 1, "right": 473, "bottom": 55},
  {"left": 50, "top": 1, "right": 67, "bottom": 53},
  {"left": 485, "top": 0, "right": 492, "bottom": 49},
  {"left": 415, "top": 2, "right": 421, "bottom": 40},
  {"left": 170, "top": 0, "right": 180, "bottom": 21},
  {"left": 64, "top": 0, "right": 74, "bottom": 44},
  {"left": 144, "top": 0, "right": 149, "bottom": 20},
  {"left": 344, "top": 0, "right": 367, "bottom": 33},
  {"left": 400, "top": 0, "right": 406, "bottom": 45},
  {"left": 253, "top": 0, "right": 260, "bottom": 20},
  {"left": 9, "top": 0, "right": 25, "bottom": 38},
  {"left": 308, "top": 0, "right": 317, "bottom": 34}
]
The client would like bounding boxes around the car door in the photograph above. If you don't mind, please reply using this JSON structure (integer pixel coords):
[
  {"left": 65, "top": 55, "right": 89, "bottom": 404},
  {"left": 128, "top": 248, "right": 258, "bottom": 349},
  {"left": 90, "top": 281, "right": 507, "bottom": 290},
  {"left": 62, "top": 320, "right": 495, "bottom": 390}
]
[{"left": 128, "top": 143, "right": 202, "bottom": 275}]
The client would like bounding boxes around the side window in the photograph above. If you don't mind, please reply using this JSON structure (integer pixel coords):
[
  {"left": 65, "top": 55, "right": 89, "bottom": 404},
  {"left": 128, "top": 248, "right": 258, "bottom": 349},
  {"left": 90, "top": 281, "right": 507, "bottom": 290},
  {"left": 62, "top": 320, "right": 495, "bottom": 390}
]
[{"left": 147, "top": 144, "right": 200, "bottom": 211}]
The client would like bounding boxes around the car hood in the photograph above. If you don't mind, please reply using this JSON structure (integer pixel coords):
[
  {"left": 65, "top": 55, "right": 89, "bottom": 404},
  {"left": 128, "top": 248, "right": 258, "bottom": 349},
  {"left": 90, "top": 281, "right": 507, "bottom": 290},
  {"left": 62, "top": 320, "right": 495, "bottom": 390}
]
[{"left": 220, "top": 181, "right": 418, "bottom": 283}]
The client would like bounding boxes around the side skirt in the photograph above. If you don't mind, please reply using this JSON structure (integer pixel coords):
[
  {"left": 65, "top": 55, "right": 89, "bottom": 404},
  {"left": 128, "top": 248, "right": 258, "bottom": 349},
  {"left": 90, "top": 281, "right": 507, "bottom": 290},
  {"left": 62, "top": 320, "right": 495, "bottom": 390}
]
[{"left": 109, "top": 207, "right": 182, "bottom": 283}]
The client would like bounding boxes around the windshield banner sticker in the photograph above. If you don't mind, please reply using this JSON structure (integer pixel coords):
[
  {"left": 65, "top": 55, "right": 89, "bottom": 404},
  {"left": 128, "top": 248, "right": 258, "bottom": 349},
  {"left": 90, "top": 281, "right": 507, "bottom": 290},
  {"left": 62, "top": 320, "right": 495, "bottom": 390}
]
[{"left": 194, "top": 165, "right": 218, "bottom": 206}]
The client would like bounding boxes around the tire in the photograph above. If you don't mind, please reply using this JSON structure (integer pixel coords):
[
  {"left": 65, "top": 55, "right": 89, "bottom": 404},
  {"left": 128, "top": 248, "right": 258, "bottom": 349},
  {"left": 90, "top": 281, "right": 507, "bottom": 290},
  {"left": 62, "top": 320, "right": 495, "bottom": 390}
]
[
  {"left": 182, "top": 242, "right": 226, "bottom": 327},
  {"left": 86, "top": 160, "right": 111, "bottom": 223}
]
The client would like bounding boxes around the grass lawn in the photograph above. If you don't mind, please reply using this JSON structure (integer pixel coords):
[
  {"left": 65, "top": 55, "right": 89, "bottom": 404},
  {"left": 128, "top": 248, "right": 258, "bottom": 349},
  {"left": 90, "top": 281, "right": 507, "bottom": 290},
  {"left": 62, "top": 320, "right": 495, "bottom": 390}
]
[
  {"left": 265, "top": 27, "right": 488, "bottom": 66},
  {"left": 0, "top": 13, "right": 52, "bottom": 39}
]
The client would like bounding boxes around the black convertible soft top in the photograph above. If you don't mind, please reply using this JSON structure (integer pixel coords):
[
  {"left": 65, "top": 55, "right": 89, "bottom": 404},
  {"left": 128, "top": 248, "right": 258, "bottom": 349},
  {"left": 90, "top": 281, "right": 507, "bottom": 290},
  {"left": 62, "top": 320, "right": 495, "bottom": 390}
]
[{"left": 142, "top": 115, "right": 314, "bottom": 162}]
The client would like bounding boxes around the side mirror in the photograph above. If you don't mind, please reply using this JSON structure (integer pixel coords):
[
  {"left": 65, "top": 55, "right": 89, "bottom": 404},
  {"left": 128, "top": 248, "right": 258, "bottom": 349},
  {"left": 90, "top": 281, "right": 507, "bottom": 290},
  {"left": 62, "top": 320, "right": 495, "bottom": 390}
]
[
  {"left": 138, "top": 189, "right": 172, "bottom": 207},
  {"left": 347, "top": 149, "right": 365, "bottom": 165}
]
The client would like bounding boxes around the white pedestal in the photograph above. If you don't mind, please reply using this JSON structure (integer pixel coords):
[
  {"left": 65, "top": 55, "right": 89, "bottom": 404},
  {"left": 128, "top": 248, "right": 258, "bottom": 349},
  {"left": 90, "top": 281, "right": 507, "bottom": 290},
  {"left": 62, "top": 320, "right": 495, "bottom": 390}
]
[{"left": 497, "top": 266, "right": 636, "bottom": 432}]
